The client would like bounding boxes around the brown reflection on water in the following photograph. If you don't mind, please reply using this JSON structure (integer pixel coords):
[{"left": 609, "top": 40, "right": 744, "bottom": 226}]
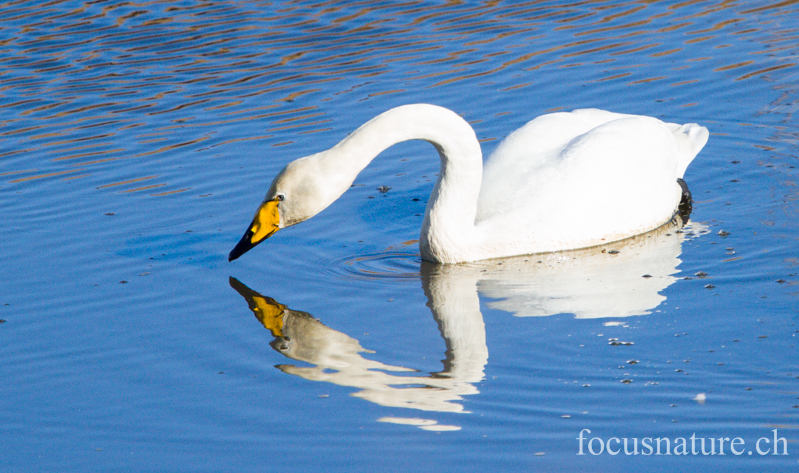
[
  {"left": 1, "top": 0, "right": 797, "bottom": 194},
  {"left": 9, "top": 169, "right": 87, "bottom": 183}
]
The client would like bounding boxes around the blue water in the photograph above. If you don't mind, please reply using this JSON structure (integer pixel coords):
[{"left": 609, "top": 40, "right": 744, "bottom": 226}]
[{"left": 1, "top": 1, "right": 797, "bottom": 471}]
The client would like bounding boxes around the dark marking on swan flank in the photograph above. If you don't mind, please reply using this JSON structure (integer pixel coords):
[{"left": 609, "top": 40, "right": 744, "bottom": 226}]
[{"left": 677, "top": 178, "right": 692, "bottom": 222}]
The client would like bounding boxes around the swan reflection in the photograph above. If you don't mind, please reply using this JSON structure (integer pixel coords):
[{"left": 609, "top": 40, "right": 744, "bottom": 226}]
[
  {"left": 229, "top": 277, "right": 486, "bottom": 416},
  {"left": 230, "top": 219, "right": 705, "bottom": 421},
  {"left": 468, "top": 220, "right": 707, "bottom": 319}
]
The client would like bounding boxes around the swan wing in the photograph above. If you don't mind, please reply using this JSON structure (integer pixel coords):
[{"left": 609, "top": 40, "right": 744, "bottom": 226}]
[{"left": 475, "top": 111, "right": 707, "bottom": 254}]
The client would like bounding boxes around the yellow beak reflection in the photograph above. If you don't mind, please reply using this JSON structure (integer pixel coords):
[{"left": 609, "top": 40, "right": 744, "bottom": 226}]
[
  {"left": 229, "top": 277, "right": 286, "bottom": 336},
  {"left": 228, "top": 199, "right": 280, "bottom": 261}
]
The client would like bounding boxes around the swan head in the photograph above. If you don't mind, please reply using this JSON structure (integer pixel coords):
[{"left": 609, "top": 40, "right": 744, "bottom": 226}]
[{"left": 229, "top": 153, "right": 349, "bottom": 261}]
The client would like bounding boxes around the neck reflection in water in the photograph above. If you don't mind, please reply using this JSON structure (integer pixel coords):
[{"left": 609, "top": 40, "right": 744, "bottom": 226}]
[
  {"left": 229, "top": 219, "right": 706, "bottom": 428},
  {"left": 229, "top": 276, "right": 487, "bottom": 425}
]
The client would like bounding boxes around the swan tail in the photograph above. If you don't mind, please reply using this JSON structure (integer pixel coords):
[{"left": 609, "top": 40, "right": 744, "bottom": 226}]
[
  {"left": 674, "top": 123, "right": 709, "bottom": 178},
  {"left": 676, "top": 177, "right": 693, "bottom": 222}
]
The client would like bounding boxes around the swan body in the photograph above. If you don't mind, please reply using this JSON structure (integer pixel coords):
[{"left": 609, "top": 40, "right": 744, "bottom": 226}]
[{"left": 229, "top": 104, "right": 708, "bottom": 264}]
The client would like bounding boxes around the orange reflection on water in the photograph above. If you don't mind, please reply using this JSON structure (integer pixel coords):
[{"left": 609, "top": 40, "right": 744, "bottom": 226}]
[{"left": 2, "top": 0, "right": 797, "bottom": 196}]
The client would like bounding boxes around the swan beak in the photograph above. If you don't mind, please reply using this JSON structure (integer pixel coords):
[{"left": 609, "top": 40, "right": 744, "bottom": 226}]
[{"left": 228, "top": 199, "right": 280, "bottom": 261}]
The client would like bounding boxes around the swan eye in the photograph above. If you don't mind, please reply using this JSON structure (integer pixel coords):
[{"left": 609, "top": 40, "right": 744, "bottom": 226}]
[{"left": 275, "top": 194, "right": 285, "bottom": 201}]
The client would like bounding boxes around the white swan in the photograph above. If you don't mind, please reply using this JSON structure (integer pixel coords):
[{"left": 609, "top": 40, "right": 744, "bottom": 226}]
[{"left": 229, "top": 104, "right": 708, "bottom": 264}]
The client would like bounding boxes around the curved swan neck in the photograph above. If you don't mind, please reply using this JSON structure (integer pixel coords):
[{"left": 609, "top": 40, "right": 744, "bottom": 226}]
[{"left": 325, "top": 104, "right": 484, "bottom": 263}]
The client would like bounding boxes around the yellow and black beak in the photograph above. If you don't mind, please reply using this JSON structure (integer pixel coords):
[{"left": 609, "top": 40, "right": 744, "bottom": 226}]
[{"left": 228, "top": 199, "right": 281, "bottom": 262}]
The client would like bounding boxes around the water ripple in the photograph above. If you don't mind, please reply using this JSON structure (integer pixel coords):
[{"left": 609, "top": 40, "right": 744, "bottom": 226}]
[
  {"left": 1, "top": 0, "right": 797, "bottom": 201},
  {"left": 321, "top": 247, "right": 423, "bottom": 281}
]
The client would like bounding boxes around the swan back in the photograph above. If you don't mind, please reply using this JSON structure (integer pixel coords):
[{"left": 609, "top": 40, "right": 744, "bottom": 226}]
[{"left": 473, "top": 109, "right": 708, "bottom": 258}]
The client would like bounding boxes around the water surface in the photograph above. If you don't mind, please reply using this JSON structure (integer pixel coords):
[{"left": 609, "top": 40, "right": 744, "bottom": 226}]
[{"left": 1, "top": 1, "right": 798, "bottom": 471}]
